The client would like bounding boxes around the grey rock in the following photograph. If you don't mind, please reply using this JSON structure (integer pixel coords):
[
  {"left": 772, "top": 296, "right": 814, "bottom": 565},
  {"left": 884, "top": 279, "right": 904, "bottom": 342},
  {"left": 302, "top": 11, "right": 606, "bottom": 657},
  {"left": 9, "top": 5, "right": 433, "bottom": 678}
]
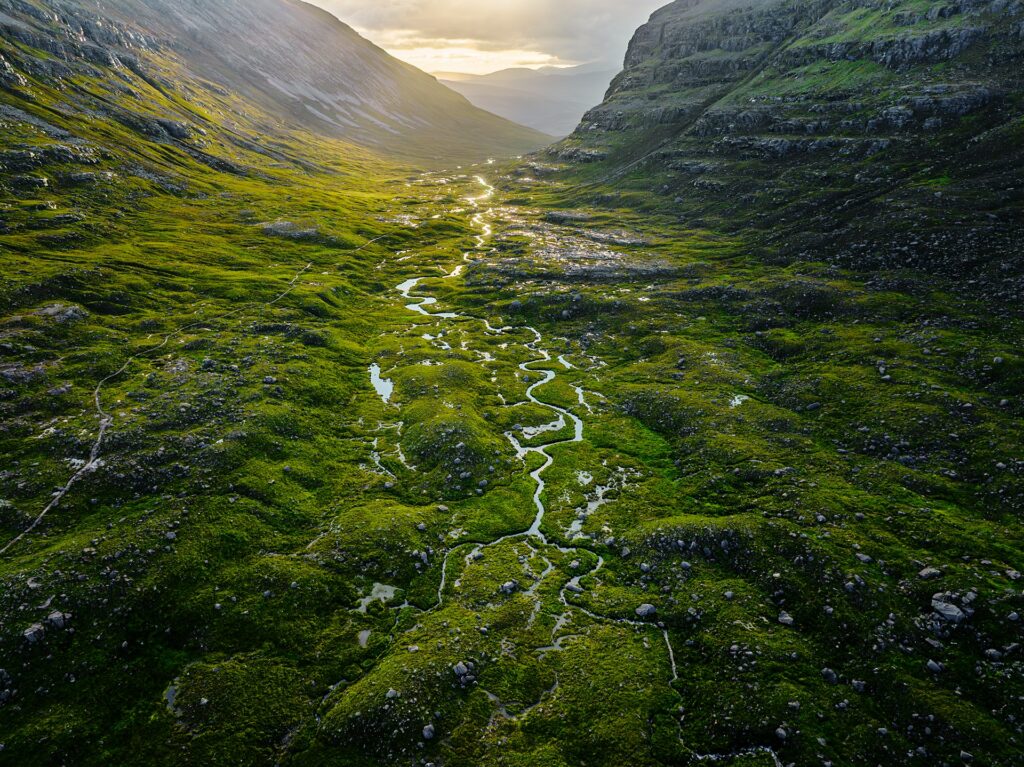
[
  {"left": 45, "top": 611, "right": 70, "bottom": 630},
  {"left": 0, "top": 54, "right": 27, "bottom": 89},
  {"left": 36, "top": 303, "right": 89, "bottom": 323},
  {"left": 11, "top": 175, "right": 49, "bottom": 190},
  {"left": 65, "top": 171, "right": 117, "bottom": 185},
  {"left": 635, "top": 603, "right": 657, "bottom": 618},
  {"left": 931, "top": 597, "right": 965, "bottom": 623},
  {"left": 260, "top": 221, "right": 321, "bottom": 241}
]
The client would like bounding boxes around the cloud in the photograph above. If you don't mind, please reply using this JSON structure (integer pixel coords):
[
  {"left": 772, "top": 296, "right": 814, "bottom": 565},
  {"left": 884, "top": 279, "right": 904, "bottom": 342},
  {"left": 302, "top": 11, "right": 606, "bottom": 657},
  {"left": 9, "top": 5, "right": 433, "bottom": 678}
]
[{"left": 306, "top": 0, "right": 667, "bottom": 72}]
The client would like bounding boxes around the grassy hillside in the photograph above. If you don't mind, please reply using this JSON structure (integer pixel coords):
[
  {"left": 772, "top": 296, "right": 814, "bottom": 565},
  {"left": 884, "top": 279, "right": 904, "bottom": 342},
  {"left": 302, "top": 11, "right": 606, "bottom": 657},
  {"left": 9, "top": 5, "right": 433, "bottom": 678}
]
[{"left": 0, "top": 0, "right": 550, "bottom": 165}]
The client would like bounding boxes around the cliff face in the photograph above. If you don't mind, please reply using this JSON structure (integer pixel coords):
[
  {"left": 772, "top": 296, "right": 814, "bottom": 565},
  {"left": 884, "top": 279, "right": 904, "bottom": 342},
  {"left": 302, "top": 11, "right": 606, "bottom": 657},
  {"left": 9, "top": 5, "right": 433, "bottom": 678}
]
[
  {"left": 553, "top": 0, "right": 1024, "bottom": 289},
  {"left": 0, "top": 0, "right": 549, "bottom": 162}
]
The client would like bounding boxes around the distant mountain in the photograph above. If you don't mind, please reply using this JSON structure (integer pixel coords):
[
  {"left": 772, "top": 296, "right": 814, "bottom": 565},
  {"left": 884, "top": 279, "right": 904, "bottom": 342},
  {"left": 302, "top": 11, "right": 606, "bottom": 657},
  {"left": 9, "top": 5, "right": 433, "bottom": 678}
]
[
  {"left": 0, "top": 0, "right": 550, "bottom": 163},
  {"left": 441, "top": 64, "right": 617, "bottom": 137}
]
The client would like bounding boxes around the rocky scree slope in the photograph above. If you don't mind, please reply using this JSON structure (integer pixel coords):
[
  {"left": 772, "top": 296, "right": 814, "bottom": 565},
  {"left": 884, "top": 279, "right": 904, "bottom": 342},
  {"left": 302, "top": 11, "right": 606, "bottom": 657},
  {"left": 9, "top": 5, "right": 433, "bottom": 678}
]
[
  {"left": 0, "top": 0, "right": 549, "bottom": 163},
  {"left": 551, "top": 0, "right": 1024, "bottom": 299}
]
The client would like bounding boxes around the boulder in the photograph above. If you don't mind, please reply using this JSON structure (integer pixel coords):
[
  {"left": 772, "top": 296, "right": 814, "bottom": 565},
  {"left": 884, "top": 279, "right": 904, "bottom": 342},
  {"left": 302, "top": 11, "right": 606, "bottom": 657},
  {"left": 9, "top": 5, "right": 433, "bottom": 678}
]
[{"left": 931, "top": 596, "right": 965, "bottom": 623}]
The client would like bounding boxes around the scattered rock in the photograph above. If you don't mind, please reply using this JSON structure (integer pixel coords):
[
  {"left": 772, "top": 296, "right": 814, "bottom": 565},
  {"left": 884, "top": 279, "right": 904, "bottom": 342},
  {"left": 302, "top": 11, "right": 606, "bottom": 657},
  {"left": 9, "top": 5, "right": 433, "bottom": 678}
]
[
  {"left": 35, "top": 303, "right": 88, "bottom": 323},
  {"left": 45, "top": 611, "right": 70, "bottom": 630},
  {"left": 931, "top": 596, "right": 965, "bottom": 624}
]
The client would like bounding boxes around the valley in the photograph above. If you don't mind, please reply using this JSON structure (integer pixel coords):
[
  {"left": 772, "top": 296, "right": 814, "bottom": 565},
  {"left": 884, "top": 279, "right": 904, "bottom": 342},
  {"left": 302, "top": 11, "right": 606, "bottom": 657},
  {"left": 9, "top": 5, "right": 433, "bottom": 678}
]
[{"left": 0, "top": 0, "right": 1022, "bottom": 766}]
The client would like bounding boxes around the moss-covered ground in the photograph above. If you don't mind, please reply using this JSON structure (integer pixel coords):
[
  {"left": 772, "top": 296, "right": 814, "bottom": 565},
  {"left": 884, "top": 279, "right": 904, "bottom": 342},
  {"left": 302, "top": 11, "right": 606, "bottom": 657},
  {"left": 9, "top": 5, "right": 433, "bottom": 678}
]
[{"left": 1, "top": 12, "right": 1022, "bottom": 766}]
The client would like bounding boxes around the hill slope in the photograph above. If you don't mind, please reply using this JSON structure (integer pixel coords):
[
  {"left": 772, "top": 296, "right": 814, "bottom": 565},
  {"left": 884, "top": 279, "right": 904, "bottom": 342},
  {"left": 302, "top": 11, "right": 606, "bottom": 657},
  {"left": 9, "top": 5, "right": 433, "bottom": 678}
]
[
  {"left": 0, "top": 0, "right": 550, "bottom": 163},
  {"left": 550, "top": 0, "right": 1023, "bottom": 295}
]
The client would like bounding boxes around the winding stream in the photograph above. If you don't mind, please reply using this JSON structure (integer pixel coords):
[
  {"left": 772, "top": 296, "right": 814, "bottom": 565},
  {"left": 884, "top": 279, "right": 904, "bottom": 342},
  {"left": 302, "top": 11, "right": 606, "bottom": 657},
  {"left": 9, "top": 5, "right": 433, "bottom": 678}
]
[
  {"left": 393, "top": 177, "right": 584, "bottom": 545},
  {"left": 384, "top": 176, "right": 684, "bottom": 701}
]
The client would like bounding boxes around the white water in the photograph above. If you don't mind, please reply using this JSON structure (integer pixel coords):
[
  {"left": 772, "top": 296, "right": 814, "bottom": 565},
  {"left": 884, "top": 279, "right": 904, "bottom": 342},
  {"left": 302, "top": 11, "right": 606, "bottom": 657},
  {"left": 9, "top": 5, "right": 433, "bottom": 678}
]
[
  {"left": 368, "top": 363, "right": 394, "bottom": 403},
  {"left": 389, "top": 176, "right": 679, "bottom": 692}
]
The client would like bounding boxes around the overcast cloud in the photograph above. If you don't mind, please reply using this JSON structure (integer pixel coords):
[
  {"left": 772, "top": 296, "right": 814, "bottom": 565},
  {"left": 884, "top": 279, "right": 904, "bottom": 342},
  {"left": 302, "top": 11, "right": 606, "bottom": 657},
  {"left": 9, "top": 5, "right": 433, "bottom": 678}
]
[{"left": 306, "top": 0, "right": 667, "bottom": 73}]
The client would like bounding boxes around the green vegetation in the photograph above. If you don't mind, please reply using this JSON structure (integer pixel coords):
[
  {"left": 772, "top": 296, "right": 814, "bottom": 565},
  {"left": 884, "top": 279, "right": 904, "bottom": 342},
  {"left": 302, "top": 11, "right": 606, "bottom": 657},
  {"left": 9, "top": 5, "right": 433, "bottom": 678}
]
[{"left": 1, "top": 0, "right": 1022, "bottom": 766}]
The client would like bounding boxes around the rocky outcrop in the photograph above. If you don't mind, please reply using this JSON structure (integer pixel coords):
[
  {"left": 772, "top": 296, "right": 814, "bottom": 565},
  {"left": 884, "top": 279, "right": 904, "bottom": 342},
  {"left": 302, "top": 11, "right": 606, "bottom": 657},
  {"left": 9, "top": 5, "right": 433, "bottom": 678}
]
[
  {"left": 551, "top": 0, "right": 1024, "bottom": 282},
  {"left": 0, "top": 53, "right": 27, "bottom": 89}
]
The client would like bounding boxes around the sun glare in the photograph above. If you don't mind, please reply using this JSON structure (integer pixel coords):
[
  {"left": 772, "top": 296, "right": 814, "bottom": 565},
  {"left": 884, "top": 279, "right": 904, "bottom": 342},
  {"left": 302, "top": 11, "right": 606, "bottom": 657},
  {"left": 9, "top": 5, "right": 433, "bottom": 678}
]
[{"left": 357, "top": 30, "right": 569, "bottom": 75}]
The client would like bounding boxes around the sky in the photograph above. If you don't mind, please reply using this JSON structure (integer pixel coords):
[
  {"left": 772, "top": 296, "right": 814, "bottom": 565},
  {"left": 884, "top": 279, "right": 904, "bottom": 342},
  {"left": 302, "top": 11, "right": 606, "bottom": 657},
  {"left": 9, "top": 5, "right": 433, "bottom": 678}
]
[{"left": 306, "top": 0, "right": 668, "bottom": 75}]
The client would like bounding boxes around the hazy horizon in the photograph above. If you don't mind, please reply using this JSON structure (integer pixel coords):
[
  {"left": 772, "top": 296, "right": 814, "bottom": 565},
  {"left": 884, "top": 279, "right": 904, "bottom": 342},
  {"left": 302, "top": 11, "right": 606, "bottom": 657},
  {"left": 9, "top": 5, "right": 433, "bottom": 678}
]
[{"left": 305, "top": 0, "right": 667, "bottom": 75}]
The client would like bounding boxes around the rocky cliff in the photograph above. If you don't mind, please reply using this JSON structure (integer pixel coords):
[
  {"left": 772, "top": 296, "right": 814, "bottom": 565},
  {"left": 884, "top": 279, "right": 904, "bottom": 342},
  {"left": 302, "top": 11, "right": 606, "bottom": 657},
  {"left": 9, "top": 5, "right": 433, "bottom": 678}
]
[
  {"left": 0, "top": 0, "right": 549, "bottom": 163},
  {"left": 552, "top": 0, "right": 1024, "bottom": 294}
]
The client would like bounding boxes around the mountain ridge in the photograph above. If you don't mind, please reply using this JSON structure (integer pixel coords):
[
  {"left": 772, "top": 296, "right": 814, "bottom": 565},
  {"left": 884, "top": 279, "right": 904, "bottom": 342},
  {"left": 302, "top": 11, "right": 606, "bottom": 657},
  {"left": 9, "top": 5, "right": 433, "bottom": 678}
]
[
  {"left": 0, "top": 0, "right": 551, "bottom": 164},
  {"left": 441, "top": 64, "right": 618, "bottom": 136}
]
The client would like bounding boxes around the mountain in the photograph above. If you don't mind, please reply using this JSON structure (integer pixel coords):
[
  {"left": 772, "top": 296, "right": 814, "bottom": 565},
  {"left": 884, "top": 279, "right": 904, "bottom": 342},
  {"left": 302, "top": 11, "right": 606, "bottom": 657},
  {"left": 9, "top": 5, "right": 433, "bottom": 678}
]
[
  {"left": 0, "top": 0, "right": 550, "bottom": 163},
  {"left": 441, "top": 64, "right": 618, "bottom": 137},
  {"left": 550, "top": 0, "right": 1024, "bottom": 295}
]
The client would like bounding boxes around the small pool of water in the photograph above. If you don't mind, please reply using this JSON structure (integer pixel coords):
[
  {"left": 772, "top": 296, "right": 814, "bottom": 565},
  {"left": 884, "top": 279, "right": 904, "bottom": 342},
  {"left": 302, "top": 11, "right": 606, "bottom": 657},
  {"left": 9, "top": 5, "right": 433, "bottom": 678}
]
[{"left": 369, "top": 364, "right": 394, "bottom": 403}]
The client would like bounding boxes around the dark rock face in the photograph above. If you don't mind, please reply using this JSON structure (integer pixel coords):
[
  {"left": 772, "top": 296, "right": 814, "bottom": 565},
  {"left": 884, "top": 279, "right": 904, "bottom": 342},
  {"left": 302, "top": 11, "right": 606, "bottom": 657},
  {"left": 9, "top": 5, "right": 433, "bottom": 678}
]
[{"left": 552, "top": 0, "right": 1024, "bottom": 291}]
